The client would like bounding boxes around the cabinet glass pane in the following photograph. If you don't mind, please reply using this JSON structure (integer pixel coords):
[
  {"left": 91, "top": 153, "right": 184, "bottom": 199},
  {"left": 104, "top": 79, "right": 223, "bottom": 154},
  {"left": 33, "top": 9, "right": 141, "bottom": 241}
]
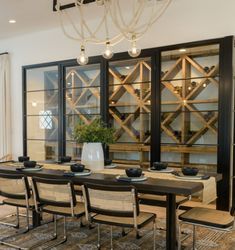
[
  {"left": 161, "top": 111, "right": 218, "bottom": 145},
  {"left": 27, "top": 140, "right": 58, "bottom": 161},
  {"left": 65, "top": 114, "right": 100, "bottom": 141},
  {"left": 66, "top": 141, "right": 82, "bottom": 161},
  {"left": 26, "top": 65, "right": 59, "bottom": 161},
  {"left": 65, "top": 64, "right": 100, "bottom": 88},
  {"left": 27, "top": 115, "right": 58, "bottom": 140},
  {"left": 26, "top": 66, "right": 58, "bottom": 91},
  {"left": 27, "top": 90, "right": 59, "bottom": 115},
  {"left": 109, "top": 58, "right": 151, "bottom": 167},
  {"left": 65, "top": 64, "right": 101, "bottom": 159},
  {"left": 66, "top": 87, "right": 100, "bottom": 115},
  {"left": 160, "top": 44, "right": 219, "bottom": 172}
]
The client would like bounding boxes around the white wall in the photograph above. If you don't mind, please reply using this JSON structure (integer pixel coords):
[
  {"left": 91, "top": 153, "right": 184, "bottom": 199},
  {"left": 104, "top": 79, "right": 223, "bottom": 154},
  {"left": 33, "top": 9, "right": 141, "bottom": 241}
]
[{"left": 0, "top": 0, "right": 235, "bottom": 159}]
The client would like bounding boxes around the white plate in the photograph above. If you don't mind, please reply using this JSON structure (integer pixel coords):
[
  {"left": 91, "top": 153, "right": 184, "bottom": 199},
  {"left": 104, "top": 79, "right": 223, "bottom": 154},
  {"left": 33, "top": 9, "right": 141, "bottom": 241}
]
[
  {"left": 71, "top": 169, "right": 91, "bottom": 176},
  {"left": 60, "top": 162, "right": 77, "bottom": 166},
  {"left": 116, "top": 175, "right": 147, "bottom": 182},
  {"left": 21, "top": 166, "right": 43, "bottom": 172},
  {"left": 173, "top": 174, "right": 208, "bottom": 180},
  {"left": 148, "top": 167, "right": 174, "bottom": 173},
  {"left": 105, "top": 164, "right": 117, "bottom": 169}
]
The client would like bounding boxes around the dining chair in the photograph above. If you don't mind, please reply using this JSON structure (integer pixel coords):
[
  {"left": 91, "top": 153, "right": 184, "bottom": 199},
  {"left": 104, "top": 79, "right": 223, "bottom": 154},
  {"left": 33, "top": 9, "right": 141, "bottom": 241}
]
[
  {"left": 178, "top": 206, "right": 235, "bottom": 249},
  {"left": 0, "top": 173, "right": 34, "bottom": 249},
  {"left": 31, "top": 177, "right": 85, "bottom": 249},
  {"left": 82, "top": 183, "right": 157, "bottom": 250}
]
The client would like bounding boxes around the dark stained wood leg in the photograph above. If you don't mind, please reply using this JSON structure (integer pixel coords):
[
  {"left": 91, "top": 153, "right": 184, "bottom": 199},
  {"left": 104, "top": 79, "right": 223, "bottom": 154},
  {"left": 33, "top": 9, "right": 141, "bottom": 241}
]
[
  {"left": 166, "top": 194, "right": 176, "bottom": 250},
  {"left": 32, "top": 209, "right": 41, "bottom": 227}
]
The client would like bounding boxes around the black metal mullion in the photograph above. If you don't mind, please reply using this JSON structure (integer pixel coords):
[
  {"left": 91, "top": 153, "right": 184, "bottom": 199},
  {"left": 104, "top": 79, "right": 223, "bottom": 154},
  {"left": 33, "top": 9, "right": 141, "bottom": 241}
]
[
  {"left": 100, "top": 58, "right": 109, "bottom": 159},
  {"left": 59, "top": 64, "right": 66, "bottom": 158},
  {"left": 217, "top": 36, "right": 234, "bottom": 210},
  {"left": 22, "top": 67, "right": 27, "bottom": 156},
  {"left": 151, "top": 51, "right": 161, "bottom": 165}
]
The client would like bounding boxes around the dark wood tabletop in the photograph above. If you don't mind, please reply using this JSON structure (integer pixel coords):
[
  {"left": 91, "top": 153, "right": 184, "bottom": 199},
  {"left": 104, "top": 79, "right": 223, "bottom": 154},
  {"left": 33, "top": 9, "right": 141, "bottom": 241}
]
[{"left": 0, "top": 164, "right": 204, "bottom": 196}]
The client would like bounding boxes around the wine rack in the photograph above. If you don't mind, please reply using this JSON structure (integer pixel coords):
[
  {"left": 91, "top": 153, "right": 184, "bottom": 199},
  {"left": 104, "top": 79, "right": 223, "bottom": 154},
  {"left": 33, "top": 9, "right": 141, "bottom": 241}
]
[
  {"left": 161, "top": 44, "right": 219, "bottom": 171},
  {"left": 108, "top": 58, "right": 151, "bottom": 167}
]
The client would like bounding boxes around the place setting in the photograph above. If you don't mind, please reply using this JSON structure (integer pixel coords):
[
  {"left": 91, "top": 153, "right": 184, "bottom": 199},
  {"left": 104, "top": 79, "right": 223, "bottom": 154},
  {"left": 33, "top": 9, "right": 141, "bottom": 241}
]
[
  {"left": 148, "top": 162, "right": 174, "bottom": 173},
  {"left": 63, "top": 163, "right": 91, "bottom": 177},
  {"left": 16, "top": 157, "right": 43, "bottom": 172},
  {"left": 104, "top": 159, "right": 117, "bottom": 169},
  {"left": 116, "top": 168, "right": 147, "bottom": 182},
  {"left": 171, "top": 166, "right": 210, "bottom": 180}
]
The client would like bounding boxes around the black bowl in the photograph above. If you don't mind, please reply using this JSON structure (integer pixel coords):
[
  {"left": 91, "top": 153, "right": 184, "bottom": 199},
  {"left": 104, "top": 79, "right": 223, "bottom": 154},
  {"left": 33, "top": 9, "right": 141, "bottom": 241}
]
[
  {"left": 104, "top": 159, "right": 112, "bottom": 166},
  {"left": 182, "top": 167, "right": 199, "bottom": 176},
  {"left": 60, "top": 156, "right": 72, "bottom": 163},
  {"left": 70, "top": 163, "right": 85, "bottom": 173},
  {"left": 23, "top": 161, "right": 37, "bottom": 168},
  {"left": 18, "top": 156, "right": 30, "bottom": 162},
  {"left": 152, "top": 162, "right": 168, "bottom": 171},
  {"left": 125, "top": 168, "right": 142, "bottom": 178}
]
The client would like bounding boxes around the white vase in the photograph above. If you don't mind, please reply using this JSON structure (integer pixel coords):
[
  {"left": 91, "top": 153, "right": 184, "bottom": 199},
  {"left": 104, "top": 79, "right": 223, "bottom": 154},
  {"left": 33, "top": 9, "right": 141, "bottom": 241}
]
[{"left": 81, "top": 142, "right": 104, "bottom": 171}]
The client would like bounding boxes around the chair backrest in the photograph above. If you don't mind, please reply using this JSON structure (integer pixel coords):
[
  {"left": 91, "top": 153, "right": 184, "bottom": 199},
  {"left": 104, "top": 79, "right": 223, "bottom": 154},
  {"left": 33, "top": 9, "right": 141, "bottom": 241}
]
[
  {"left": 82, "top": 183, "right": 139, "bottom": 217},
  {"left": 0, "top": 173, "right": 30, "bottom": 200},
  {"left": 32, "top": 177, "right": 76, "bottom": 208}
]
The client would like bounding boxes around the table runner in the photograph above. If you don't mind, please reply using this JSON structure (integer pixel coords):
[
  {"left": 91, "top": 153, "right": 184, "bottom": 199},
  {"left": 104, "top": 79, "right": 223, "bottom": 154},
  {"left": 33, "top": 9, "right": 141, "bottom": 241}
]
[{"left": 95, "top": 169, "right": 217, "bottom": 205}]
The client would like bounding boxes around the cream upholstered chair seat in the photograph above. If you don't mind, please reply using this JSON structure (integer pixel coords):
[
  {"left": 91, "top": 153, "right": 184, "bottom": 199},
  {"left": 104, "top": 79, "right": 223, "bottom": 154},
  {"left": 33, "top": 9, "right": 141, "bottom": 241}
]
[
  {"left": 178, "top": 207, "right": 235, "bottom": 249},
  {"left": 179, "top": 207, "right": 234, "bottom": 229},
  {"left": 3, "top": 197, "right": 35, "bottom": 208},
  {"left": 93, "top": 211, "right": 155, "bottom": 228},
  {"left": 43, "top": 202, "right": 85, "bottom": 217}
]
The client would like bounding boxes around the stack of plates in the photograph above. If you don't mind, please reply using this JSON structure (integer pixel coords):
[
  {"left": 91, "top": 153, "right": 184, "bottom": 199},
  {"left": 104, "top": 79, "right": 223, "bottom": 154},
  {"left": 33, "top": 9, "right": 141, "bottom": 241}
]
[
  {"left": 64, "top": 169, "right": 91, "bottom": 177},
  {"left": 148, "top": 167, "right": 174, "bottom": 173},
  {"left": 16, "top": 165, "right": 43, "bottom": 172},
  {"left": 116, "top": 175, "right": 147, "bottom": 182}
]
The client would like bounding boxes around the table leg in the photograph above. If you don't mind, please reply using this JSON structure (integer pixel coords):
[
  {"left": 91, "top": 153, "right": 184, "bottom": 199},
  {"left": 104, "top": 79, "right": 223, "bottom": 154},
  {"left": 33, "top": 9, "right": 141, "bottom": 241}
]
[
  {"left": 166, "top": 194, "right": 176, "bottom": 250},
  {"left": 32, "top": 209, "right": 41, "bottom": 227}
]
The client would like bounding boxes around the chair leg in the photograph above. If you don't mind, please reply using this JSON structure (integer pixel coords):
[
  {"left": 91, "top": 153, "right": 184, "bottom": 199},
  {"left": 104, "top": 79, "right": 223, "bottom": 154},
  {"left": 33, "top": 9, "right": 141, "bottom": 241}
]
[
  {"left": 110, "top": 226, "right": 113, "bottom": 250},
  {"left": 193, "top": 225, "right": 196, "bottom": 250},
  {"left": 178, "top": 222, "right": 181, "bottom": 250},
  {"left": 135, "top": 229, "right": 141, "bottom": 239},
  {"left": 97, "top": 224, "right": 101, "bottom": 249},
  {"left": 153, "top": 220, "right": 156, "bottom": 250},
  {"left": 53, "top": 214, "right": 57, "bottom": 238},
  {"left": 121, "top": 228, "right": 127, "bottom": 236},
  {"left": 43, "top": 216, "right": 67, "bottom": 250}
]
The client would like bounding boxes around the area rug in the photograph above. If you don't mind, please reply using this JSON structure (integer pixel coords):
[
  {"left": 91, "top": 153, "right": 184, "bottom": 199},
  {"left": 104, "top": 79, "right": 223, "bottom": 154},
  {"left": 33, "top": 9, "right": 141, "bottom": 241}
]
[{"left": 0, "top": 214, "right": 234, "bottom": 249}]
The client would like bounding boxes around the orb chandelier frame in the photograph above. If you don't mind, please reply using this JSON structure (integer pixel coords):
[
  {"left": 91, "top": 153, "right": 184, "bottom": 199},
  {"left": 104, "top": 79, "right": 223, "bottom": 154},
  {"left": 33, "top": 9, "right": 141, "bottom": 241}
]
[{"left": 53, "top": 0, "right": 172, "bottom": 65}]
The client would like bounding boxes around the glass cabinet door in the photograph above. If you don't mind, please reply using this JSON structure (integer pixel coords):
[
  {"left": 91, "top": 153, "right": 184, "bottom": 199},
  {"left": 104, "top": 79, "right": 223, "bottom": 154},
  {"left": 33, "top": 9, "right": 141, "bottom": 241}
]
[
  {"left": 108, "top": 58, "right": 151, "bottom": 167},
  {"left": 160, "top": 44, "right": 219, "bottom": 173},
  {"left": 25, "top": 66, "right": 59, "bottom": 161},
  {"left": 64, "top": 64, "right": 101, "bottom": 160}
]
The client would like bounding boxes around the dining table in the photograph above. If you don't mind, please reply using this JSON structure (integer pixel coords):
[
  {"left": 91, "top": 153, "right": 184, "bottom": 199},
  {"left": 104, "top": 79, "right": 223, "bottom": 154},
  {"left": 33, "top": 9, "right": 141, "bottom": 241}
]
[{"left": 0, "top": 162, "right": 210, "bottom": 250}]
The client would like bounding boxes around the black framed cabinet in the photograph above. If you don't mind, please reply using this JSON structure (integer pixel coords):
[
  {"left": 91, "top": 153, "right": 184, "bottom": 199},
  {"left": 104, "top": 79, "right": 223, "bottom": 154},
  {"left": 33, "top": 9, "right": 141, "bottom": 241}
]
[{"left": 22, "top": 36, "right": 234, "bottom": 210}]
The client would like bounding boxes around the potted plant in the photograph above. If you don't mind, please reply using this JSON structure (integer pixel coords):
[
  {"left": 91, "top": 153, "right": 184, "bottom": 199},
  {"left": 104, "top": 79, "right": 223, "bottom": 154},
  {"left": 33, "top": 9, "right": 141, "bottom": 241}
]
[{"left": 74, "top": 118, "right": 115, "bottom": 171}]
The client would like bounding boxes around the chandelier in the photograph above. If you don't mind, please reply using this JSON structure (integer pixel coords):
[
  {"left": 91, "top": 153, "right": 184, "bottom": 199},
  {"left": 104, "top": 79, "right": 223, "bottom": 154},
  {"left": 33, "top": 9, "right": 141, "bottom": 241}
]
[{"left": 53, "top": 0, "right": 172, "bottom": 65}]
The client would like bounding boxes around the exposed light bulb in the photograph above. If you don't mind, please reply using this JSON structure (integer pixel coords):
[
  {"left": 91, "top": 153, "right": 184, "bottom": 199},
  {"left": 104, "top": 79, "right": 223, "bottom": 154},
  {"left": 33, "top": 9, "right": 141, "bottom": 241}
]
[
  {"left": 77, "top": 45, "right": 88, "bottom": 65},
  {"left": 103, "top": 41, "right": 114, "bottom": 59},
  {"left": 9, "top": 19, "right": 16, "bottom": 24},
  {"left": 128, "top": 38, "right": 141, "bottom": 57},
  {"left": 179, "top": 48, "right": 186, "bottom": 52},
  {"left": 32, "top": 101, "right": 37, "bottom": 107}
]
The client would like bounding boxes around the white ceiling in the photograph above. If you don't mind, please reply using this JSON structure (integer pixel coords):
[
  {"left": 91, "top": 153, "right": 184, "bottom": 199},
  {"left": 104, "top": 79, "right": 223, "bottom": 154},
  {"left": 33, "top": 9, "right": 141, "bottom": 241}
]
[{"left": 0, "top": 0, "right": 64, "bottom": 39}]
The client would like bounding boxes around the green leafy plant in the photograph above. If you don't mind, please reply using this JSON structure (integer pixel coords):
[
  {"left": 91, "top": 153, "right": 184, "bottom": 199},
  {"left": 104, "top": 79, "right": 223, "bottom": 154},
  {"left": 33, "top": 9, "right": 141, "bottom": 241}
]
[{"left": 74, "top": 118, "right": 115, "bottom": 144}]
